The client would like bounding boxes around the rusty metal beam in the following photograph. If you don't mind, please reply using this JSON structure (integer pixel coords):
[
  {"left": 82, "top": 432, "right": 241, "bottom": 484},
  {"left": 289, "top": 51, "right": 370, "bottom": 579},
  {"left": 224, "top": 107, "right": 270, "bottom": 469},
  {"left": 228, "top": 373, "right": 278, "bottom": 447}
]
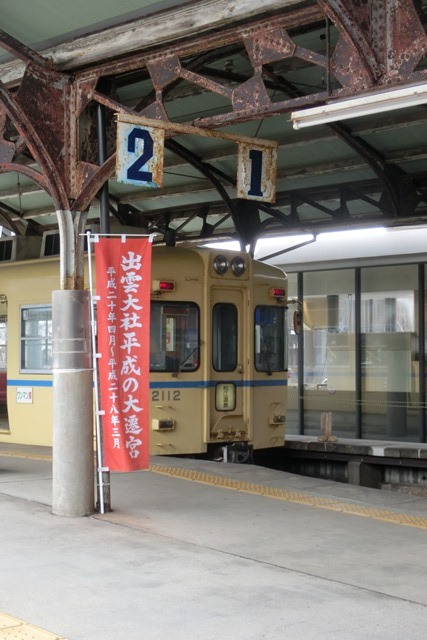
[
  {"left": 75, "top": 7, "right": 324, "bottom": 82},
  {"left": 317, "top": 0, "right": 427, "bottom": 85},
  {"left": 0, "top": 202, "right": 24, "bottom": 235},
  {"left": 0, "top": 76, "right": 68, "bottom": 209},
  {"left": 316, "top": 0, "right": 380, "bottom": 85},
  {"left": 0, "top": 30, "right": 53, "bottom": 68},
  {"left": 1, "top": 1, "right": 318, "bottom": 86},
  {"left": 0, "top": 162, "right": 50, "bottom": 195},
  {"left": 327, "top": 121, "right": 400, "bottom": 216},
  {"left": 368, "top": 0, "right": 427, "bottom": 81}
]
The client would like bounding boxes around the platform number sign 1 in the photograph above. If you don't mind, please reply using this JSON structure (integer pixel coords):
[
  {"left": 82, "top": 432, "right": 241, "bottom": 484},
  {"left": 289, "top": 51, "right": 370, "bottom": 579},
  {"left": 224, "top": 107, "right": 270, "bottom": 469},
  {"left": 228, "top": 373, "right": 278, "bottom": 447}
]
[
  {"left": 236, "top": 142, "right": 278, "bottom": 203},
  {"left": 116, "top": 121, "right": 165, "bottom": 188}
]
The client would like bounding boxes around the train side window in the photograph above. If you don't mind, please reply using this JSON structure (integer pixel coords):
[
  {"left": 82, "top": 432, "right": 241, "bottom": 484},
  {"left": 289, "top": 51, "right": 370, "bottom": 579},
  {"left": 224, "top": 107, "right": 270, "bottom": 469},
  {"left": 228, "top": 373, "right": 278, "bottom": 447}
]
[
  {"left": 20, "top": 305, "right": 52, "bottom": 373},
  {"left": 150, "top": 302, "right": 199, "bottom": 373},
  {"left": 212, "top": 303, "right": 237, "bottom": 371},
  {"left": 255, "top": 306, "right": 288, "bottom": 373}
]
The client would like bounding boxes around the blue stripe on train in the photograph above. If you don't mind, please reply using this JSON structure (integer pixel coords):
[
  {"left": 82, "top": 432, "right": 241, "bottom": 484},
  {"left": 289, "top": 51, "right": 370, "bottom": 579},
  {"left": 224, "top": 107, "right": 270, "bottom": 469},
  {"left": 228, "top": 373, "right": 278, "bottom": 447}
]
[
  {"left": 150, "top": 380, "right": 288, "bottom": 389},
  {"left": 7, "top": 379, "right": 52, "bottom": 387},
  {"left": 7, "top": 378, "right": 287, "bottom": 389}
]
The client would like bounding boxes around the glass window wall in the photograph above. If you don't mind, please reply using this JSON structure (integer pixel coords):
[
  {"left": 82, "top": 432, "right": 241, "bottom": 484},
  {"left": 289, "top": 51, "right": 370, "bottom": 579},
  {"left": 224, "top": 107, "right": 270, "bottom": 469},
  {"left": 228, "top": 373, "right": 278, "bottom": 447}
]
[
  {"left": 361, "top": 265, "right": 418, "bottom": 440},
  {"left": 302, "top": 270, "right": 356, "bottom": 438}
]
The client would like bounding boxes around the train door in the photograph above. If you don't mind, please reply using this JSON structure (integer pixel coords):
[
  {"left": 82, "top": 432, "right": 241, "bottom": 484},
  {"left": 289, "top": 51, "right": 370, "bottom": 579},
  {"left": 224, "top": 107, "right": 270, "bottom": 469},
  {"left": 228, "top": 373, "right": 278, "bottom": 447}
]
[
  {"left": 252, "top": 303, "right": 287, "bottom": 450},
  {"left": 208, "top": 287, "right": 249, "bottom": 459},
  {"left": 0, "top": 294, "right": 8, "bottom": 431}
]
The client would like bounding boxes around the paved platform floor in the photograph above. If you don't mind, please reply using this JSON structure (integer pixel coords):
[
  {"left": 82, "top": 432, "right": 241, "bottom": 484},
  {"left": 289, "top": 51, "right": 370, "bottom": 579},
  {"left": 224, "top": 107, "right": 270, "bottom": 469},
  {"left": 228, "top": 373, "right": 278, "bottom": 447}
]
[{"left": 1, "top": 447, "right": 427, "bottom": 639}]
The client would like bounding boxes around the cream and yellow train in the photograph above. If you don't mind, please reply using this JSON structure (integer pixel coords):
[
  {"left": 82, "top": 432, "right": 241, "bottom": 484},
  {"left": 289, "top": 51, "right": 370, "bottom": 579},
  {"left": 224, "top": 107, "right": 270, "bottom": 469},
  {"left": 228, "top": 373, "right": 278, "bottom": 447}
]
[{"left": 0, "top": 243, "right": 288, "bottom": 461}]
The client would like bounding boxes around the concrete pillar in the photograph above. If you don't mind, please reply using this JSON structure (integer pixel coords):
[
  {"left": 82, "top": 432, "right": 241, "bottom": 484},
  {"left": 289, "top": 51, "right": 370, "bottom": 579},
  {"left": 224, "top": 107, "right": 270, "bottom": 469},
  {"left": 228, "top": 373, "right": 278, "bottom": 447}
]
[
  {"left": 347, "top": 460, "right": 381, "bottom": 489},
  {"left": 52, "top": 290, "right": 94, "bottom": 516}
]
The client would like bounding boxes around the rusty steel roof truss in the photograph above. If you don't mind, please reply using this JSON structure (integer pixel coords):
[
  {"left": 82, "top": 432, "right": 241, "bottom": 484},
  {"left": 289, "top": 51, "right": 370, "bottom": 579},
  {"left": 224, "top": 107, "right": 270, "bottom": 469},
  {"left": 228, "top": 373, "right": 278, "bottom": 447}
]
[{"left": 0, "top": 0, "right": 427, "bottom": 252}]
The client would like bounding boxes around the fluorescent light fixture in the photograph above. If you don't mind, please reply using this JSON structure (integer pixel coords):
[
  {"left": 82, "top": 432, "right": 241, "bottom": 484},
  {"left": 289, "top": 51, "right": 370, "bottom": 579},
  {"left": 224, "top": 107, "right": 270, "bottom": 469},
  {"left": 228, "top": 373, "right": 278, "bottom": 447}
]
[
  {"left": 203, "top": 240, "right": 241, "bottom": 250},
  {"left": 291, "top": 83, "right": 427, "bottom": 129},
  {"left": 318, "top": 226, "right": 386, "bottom": 240}
]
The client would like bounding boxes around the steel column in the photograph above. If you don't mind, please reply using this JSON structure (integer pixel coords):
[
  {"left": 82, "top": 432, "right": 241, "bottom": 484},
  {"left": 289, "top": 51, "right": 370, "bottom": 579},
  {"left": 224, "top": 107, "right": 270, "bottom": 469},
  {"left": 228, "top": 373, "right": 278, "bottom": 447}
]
[
  {"left": 355, "top": 267, "right": 362, "bottom": 439},
  {"left": 418, "top": 264, "right": 426, "bottom": 443}
]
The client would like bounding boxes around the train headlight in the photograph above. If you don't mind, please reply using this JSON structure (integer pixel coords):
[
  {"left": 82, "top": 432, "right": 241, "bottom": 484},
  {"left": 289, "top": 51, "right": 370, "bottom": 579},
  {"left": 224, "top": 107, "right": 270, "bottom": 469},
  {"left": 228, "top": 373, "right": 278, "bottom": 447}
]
[
  {"left": 231, "top": 256, "right": 246, "bottom": 276},
  {"left": 213, "top": 255, "right": 229, "bottom": 275}
]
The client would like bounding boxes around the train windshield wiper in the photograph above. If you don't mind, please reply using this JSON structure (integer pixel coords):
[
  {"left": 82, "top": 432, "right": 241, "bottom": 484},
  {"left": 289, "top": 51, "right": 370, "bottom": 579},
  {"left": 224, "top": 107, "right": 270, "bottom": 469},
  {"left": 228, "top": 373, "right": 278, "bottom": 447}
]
[
  {"left": 262, "top": 351, "right": 273, "bottom": 376},
  {"left": 174, "top": 340, "right": 203, "bottom": 375}
]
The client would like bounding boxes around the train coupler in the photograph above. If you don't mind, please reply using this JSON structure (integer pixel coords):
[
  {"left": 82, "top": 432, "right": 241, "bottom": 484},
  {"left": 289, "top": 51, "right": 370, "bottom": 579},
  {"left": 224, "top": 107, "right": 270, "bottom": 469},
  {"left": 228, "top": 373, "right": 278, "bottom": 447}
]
[{"left": 212, "top": 442, "right": 254, "bottom": 464}]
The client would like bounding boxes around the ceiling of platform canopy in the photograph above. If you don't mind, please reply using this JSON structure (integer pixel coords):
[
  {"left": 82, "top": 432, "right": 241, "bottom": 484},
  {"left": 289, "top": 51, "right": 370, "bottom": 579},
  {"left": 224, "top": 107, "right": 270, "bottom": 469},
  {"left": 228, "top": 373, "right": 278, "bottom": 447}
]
[
  {"left": 0, "top": 0, "right": 186, "bottom": 59},
  {"left": 1, "top": 0, "right": 427, "bottom": 252}
]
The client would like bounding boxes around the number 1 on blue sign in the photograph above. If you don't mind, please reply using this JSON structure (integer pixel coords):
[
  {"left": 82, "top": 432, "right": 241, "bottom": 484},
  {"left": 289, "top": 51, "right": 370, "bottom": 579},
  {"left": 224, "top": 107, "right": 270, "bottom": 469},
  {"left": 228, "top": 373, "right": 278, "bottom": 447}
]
[
  {"left": 116, "top": 122, "right": 164, "bottom": 188},
  {"left": 236, "top": 143, "right": 277, "bottom": 203},
  {"left": 248, "top": 149, "right": 264, "bottom": 197}
]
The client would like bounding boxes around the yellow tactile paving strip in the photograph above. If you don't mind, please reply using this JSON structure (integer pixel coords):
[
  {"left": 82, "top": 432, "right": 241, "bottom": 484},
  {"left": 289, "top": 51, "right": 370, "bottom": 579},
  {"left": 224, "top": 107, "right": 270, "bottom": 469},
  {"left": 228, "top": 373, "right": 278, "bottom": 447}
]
[
  {"left": 149, "top": 464, "right": 427, "bottom": 530},
  {"left": 0, "top": 450, "right": 52, "bottom": 461},
  {"left": 0, "top": 613, "right": 65, "bottom": 639},
  {"left": 1, "top": 447, "right": 427, "bottom": 530}
]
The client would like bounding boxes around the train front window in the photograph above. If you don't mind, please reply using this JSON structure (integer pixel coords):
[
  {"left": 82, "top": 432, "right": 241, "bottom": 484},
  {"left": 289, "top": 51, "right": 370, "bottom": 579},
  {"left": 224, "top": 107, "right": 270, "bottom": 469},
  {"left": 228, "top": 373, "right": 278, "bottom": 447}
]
[
  {"left": 212, "top": 303, "right": 238, "bottom": 371},
  {"left": 255, "top": 306, "right": 288, "bottom": 372},
  {"left": 150, "top": 302, "right": 199, "bottom": 372},
  {"left": 20, "top": 305, "right": 52, "bottom": 372}
]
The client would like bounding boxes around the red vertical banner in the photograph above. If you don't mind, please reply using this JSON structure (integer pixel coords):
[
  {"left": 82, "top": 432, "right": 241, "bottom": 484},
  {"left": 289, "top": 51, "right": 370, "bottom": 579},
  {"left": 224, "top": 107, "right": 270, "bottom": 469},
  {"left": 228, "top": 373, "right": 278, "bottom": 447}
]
[{"left": 95, "top": 237, "right": 152, "bottom": 471}]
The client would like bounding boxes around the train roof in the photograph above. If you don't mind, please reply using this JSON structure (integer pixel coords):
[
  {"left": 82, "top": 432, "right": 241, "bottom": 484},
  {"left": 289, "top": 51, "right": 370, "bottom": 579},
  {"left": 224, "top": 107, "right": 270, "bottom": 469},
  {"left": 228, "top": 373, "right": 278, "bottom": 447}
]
[{"left": 252, "top": 226, "right": 427, "bottom": 272}]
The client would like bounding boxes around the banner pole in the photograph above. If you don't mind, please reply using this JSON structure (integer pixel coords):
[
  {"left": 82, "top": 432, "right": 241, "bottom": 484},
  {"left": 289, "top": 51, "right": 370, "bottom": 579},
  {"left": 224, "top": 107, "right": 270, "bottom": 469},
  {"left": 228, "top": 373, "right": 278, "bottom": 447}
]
[{"left": 87, "top": 232, "right": 108, "bottom": 514}]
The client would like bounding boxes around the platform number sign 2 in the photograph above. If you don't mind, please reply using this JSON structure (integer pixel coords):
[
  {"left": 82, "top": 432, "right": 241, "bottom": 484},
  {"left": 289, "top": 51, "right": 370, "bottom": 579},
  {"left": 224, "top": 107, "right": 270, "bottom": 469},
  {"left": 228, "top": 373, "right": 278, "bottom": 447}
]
[
  {"left": 116, "top": 122, "right": 165, "bottom": 188},
  {"left": 236, "top": 143, "right": 277, "bottom": 203}
]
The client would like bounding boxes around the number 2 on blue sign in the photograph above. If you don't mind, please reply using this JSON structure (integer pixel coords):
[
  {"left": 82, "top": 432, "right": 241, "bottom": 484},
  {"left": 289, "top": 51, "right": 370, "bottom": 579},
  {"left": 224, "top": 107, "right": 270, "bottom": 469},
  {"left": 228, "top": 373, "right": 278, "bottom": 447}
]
[{"left": 127, "top": 127, "right": 154, "bottom": 183}]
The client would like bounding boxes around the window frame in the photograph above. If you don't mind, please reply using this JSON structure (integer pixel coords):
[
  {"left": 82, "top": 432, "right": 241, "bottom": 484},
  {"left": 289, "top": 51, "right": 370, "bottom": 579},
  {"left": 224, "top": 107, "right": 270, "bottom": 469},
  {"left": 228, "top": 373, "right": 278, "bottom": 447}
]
[
  {"left": 150, "top": 301, "right": 200, "bottom": 373},
  {"left": 254, "top": 305, "right": 288, "bottom": 373},
  {"left": 212, "top": 302, "right": 238, "bottom": 372},
  {"left": 20, "top": 304, "right": 53, "bottom": 374}
]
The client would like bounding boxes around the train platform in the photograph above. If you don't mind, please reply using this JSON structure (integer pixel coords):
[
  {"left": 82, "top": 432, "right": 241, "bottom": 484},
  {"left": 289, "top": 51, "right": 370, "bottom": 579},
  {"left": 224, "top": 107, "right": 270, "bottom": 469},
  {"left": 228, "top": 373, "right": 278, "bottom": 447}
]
[
  {"left": 1, "top": 444, "right": 427, "bottom": 639},
  {"left": 283, "top": 434, "right": 427, "bottom": 491}
]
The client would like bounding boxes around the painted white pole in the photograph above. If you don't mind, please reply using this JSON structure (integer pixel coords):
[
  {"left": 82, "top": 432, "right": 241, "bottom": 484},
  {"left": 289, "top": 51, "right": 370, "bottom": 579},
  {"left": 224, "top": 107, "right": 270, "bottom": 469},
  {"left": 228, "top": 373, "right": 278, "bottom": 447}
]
[
  {"left": 52, "top": 289, "right": 94, "bottom": 516},
  {"left": 87, "top": 233, "right": 107, "bottom": 514}
]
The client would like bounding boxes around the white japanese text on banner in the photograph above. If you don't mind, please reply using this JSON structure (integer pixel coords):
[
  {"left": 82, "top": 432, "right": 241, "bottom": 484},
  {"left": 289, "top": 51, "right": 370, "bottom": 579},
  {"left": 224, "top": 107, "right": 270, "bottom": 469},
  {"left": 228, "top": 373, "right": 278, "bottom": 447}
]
[{"left": 95, "top": 237, "right": 152, "bottom": 471}]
